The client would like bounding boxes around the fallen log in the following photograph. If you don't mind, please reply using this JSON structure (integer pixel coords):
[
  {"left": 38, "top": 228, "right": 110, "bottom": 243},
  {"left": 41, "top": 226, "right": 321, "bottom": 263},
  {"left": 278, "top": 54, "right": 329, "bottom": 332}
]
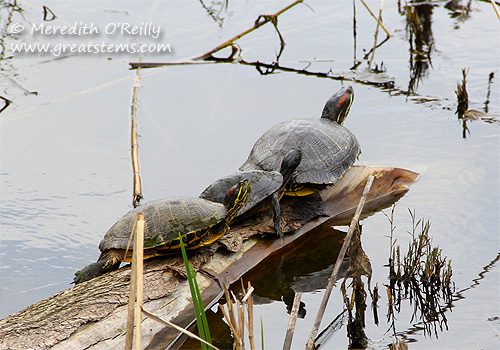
[{"left": 0, "top": 166, "right": 419, "bottom": 350}]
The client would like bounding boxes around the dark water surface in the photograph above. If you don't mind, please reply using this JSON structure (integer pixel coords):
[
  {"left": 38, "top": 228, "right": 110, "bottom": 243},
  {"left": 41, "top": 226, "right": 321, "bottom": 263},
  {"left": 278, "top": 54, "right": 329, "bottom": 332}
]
[{"left": 1, "top": 0, "right": 499, "bottom": 349}]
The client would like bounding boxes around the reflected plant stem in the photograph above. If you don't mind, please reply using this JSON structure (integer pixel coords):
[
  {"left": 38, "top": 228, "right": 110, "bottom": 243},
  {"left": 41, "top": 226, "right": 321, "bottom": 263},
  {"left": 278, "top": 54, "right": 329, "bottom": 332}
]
[
  {"left": 0, "top": 95, "right": 12, "bottom": 114},
  {"left": 352, "top": 0, "right": 362, "bottom": 70},
  {"left": 362, "top": 35, "right": 390, "bottom": 61},
  {"left": 485, "top": 72, "right": 494, "bottom": 113},
  {"left": 401, "top": 252, "right": 500, "bottom": 339}
]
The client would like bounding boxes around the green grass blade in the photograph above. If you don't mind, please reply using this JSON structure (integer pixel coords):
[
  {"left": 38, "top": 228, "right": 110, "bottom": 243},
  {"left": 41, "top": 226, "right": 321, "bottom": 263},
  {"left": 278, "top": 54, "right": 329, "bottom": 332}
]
[
  {"left": 189, "top": 260, "right": 212, "bottom": 343},
  {"left": 261, "top": 316, "right": 265, "bottom": 350},
  {"left": 179, "top": 233, "right": 210, "bottom": 350}
]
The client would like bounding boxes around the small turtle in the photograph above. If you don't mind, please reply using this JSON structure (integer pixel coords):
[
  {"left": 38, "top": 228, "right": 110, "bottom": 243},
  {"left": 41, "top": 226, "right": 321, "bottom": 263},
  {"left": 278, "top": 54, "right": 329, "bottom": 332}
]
[
  {"left": 73, "top": 180, "right": 251, "bottom": 284},
  {"left": 200, "top": 149, "right": 302, "bottom": 238},
  {"left": 240, "top": 85, "right": 360, "bottom": 196}
]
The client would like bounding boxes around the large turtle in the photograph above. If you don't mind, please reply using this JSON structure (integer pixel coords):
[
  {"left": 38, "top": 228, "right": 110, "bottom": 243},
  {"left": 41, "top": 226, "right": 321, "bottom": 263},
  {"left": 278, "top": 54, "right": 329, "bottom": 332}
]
[
  {"left": 240, "top": 85, "right": 360, "bottom": 196},
  {"left": 200, "top": 149, "right": 302, "bottom": 238},
  {"left": 73, "top": 180, "right": 251, "bottom": 284}
]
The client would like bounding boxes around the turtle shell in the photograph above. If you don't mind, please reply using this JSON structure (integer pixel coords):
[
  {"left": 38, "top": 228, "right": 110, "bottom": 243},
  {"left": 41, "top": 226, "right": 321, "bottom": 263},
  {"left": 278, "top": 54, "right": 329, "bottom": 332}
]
[
  {"left": 240, "top": 118, "right": 360, "bottom": 185},
  {"left": 99, "top": 197, "right": 226, "bottom": 252},
  {"left": 200, "top": 170, "right": 282, "bottom": 217}
]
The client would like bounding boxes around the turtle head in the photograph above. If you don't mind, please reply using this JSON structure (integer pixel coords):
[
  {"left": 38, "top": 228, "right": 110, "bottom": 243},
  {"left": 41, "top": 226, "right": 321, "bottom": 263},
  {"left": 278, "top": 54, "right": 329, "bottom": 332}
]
[
  {"left": 280, "top": 148, "right": 302, "bottom": 184},
  {"left": 321, "top": 85, "right": 354, "bottom": 125},
  {"left": 223, "top": 179, "right": 252, "bottom": 222}
]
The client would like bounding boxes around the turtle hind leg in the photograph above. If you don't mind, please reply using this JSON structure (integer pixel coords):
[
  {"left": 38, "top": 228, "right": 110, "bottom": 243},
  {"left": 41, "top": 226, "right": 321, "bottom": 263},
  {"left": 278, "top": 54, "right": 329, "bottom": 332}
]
[{"left": 73, "top": 251, "right": 121, "bottom": 285}]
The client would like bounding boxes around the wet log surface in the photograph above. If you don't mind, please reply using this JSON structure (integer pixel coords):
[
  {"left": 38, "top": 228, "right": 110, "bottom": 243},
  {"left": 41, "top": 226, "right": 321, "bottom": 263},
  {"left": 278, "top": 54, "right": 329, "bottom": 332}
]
[{"left": 0, "top": 166, "right": 419, "bottom": 350}]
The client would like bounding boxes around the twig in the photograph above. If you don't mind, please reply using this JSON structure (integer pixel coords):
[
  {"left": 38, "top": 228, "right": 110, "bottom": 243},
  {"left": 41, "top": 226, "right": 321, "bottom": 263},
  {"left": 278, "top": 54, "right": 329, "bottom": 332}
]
[
  {"left": 358, "top": 0, "right": 391, "bottom": 37},
  {"left": 131, "top": 65, "right": 143, "bottom": 208},
  {"left": 282, "top": 292, "right": 303, "bottom": 350},
  {"left": 491, "top": 0, "right": 500, "bottom": 20},
  {"left": 306, "top": 176, "right": 375, "bottom": 350},
  {"left": 195, "top": 0, "right": 304, "bottom": 60}
]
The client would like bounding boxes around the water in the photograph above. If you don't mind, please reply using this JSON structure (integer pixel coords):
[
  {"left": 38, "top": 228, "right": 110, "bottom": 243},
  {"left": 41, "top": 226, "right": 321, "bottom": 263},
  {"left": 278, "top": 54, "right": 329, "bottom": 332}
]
[{"left": 1, "top": 0, "right": 499, "bottom": 349}]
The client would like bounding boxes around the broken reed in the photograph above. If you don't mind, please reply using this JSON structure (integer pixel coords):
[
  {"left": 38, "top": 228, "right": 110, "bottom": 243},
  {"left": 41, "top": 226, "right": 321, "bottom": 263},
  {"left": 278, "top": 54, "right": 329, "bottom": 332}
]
[
  {"left": 220, "top": 281, "right": 257, "bottom": 350},
  {"left": 387, "top": 209, "right": 454, "bottom": 336}
]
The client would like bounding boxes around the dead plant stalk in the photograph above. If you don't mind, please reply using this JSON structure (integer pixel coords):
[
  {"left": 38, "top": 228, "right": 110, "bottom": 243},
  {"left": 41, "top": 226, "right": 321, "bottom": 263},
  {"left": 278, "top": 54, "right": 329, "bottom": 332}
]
[
  {"left": 368, "top": 0, "right": 384, "bottom": 69},
  {"left": 283, "top": 292, "right": 303, "bottom": 350},
  {"left": 131, "top": 66, "right": 142, "bottom": 208},
  {"left": 358, "top": 0, "right": 391, "bottom": 37},
  {"left": 306, "top": 176, "right": 375, "bottom": 350},
  {"left": 125, "top": 213, "right": 145, "bottom": 350}
]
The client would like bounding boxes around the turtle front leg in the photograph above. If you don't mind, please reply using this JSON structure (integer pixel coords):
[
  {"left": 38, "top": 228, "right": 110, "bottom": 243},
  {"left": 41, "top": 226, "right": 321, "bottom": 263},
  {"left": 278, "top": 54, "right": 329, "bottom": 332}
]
[{"left": 271, "top": 192, "right": 284, "bottom": 240}]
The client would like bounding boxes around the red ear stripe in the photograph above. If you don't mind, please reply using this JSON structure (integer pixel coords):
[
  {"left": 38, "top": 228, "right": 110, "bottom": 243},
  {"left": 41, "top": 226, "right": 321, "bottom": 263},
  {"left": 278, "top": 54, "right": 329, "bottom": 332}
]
[
  {"left": 227, "top": 186, "right": 237, "bottom": 196},
  {"left": 337, "top": 93, "right": 348, "bottom": 108}
]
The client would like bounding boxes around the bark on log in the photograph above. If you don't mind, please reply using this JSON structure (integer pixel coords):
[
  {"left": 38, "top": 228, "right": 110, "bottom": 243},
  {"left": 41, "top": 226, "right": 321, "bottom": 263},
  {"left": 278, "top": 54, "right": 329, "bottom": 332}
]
[{"left": 0, "top": 166, "right": 419, "bottom": 350}]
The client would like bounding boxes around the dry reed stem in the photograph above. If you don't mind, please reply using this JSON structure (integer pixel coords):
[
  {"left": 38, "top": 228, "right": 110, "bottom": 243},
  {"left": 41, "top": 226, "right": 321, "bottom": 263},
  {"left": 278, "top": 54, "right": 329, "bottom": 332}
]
[
  {"left": 141, "top": 308, "right": 220, "bottom": 350},
  {"left": 358, "top": 0, "right": 391, "bottom": 37},
  {"left": 368, "top": 0, "right": 384, "bottom": 69},
  {"left": 283, "top": 292, "right": 303, "bottom": 350},
  {"left": 247, "top": 284, "right": 255, "bottom": 350},
  {"left": 219, "top": 283, "right": 256, "bottom": 350},
  {"left": 195, "top": 0, "right": 305, "bottom": 60},
  {"left": 134, "top": 213, "right": 144, "bottom": 349},
  {"left": 131, "top": 66, "right": 143, "bottom": 208},
  {"left": 491, "top": 0, "right": 500, "bottom": 20},
  {"left": 219, "top": 304, "right": 243, "bottom": 346},
  {"left": 125, "top": 241, "right": 137, "bottom": 350},
  {"left": 306, "top": 176, "right": 375, "bottom": 350},
  {"left": 125, "top": 213, "right": 145, "bottom": 350}
]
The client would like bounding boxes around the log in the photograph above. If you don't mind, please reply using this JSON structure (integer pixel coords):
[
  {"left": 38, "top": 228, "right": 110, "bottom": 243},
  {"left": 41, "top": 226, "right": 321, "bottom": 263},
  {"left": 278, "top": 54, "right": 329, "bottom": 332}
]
[{"left": 0, "top": 166, "right": 419, "bottom": 350}]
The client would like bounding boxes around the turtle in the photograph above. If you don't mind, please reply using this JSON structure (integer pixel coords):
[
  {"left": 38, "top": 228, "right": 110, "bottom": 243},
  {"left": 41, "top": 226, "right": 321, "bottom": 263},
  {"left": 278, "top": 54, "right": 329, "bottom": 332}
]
[
  {"left": 73, "top": 179, "right": 251, "bottom": 284},
  {"left": 240, "top": 85, "right": 360, "bottom": 196},
  {"left": 200, "top": 149, "right": 302, "bottom": 238}
]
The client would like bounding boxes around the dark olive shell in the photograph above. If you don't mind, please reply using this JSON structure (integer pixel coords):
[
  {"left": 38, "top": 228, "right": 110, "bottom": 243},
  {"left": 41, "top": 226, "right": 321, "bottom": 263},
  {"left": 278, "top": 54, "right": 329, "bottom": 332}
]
[
  {"left": 200, "top": 170, "right": 282, "bottom": 217},
  {"left": 240, "top": 118, "right": 360, "bottom": 184},
  {"left": 99, "top": 197, "right": 226, "bottom": 251}
]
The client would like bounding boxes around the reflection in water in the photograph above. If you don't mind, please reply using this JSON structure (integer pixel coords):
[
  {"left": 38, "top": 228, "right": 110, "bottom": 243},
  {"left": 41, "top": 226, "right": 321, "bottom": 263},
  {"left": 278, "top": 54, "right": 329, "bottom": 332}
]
[
  {"left": 444, "top": 0, "right": 472, "bottom": 27},
  {"left": 233, "top": 226, "right": 348, "bottom": 317},
  {"left": 0, "top": 0, "right": 29, "bottom": 113},
  {"left": 484, "top": 72, "right": 495, "bottom": 113},
  {"left": 403, "top": 252, "right": 500, "bottom": 340},
  {"left": 340, "top": 224, "right": 372, "bottom": 349},
  {"left": 42, "top": 6, "right": 57, "bottom": 22},
  {"left": 456, "top": 69, "right": 499, "bottom": 138},
  {"left": 402, "top": 1, "right": 435, "bottom": 94},
  {"left": 199, "top": 0, "right": 231, "bottom": 28},
  {"left": 386, "top": 210, "right": 454, "bottom": 341},
  {"left": 0, "top": 0, "right": 23, "bottom": 60}
]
